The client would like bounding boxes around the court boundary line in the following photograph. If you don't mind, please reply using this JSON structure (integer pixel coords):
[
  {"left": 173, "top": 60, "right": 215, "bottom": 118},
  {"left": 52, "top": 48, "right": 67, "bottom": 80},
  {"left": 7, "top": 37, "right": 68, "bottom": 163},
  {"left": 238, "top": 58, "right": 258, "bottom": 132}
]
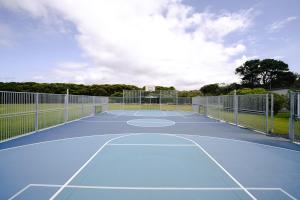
[
  {"left": 173, "top": 134, "right": 257, "bottom": 200},
  {"left": 107, "top": 143, "right": 197, "bottom": 147},
  {"left": 1, "top": 132, "right": 299, "bottom": 153},
  {"left": 0, "top": 133, "right": 125, "bottom": 153},
  {"left": 48, "top": 133, "right": 139, "bottom": 200},
  {"left": 80, "top": 119, "right": 222, "bottom": 124},
  {"left": 9, "top": 183, "right": 297, "bottom": 200},
  {"left": 176, "top": 134, "right": 300, "bottom": 153},
  {"left": 126, "top": 119, "right": 176, "bottom": 127}
]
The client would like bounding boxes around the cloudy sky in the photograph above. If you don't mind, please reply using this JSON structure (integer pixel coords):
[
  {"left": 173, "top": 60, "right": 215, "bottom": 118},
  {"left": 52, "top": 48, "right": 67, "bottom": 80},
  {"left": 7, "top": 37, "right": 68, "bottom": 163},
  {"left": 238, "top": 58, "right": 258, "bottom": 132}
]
[{"left": 0, "top": 0, "right": 299, "bottom": 89}]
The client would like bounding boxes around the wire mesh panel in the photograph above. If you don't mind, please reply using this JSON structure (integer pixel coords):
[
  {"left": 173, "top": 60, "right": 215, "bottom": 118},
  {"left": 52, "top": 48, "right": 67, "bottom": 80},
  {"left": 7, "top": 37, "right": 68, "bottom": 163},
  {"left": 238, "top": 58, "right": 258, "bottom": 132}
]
[
  {"left": 237, "top": 94, "right": 267, "bottom": 133},
  {"left": 160, "top": 90, "right": 177, "bottom": 111},
  {"left": 109, "top": 97, "right": 124, "bottom": 110},
  {"left": 177, "top": 97, "right": 192, "bottom": 112},
  {"left": 0, "top": 91, "right": 108, "bottom": 142},
  {"left": 289, "top": 92, "right": 300, "bottom": 141},
  {"left": 38, "top": 93, "right": 65, "bottom": 130},
  {"left": 121, "top": 90, "right": 180, "bottom": 110},
  {"left": 0, "top": 91, "right": 35, "bottom": 141},
  {"left": 192, "top": 94, "right": 271, "bottom": 134}
]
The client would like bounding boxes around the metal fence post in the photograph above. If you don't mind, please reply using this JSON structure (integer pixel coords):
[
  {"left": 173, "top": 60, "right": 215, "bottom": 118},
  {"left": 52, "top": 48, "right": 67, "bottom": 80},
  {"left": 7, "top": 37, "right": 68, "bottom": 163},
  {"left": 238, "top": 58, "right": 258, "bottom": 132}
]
[
  {"left": 218, "top": 96, "right": 221, "bottom": 119},
  {"left": 176, "top": 91, "right": 178, "bottom": 111},
  {"left": 270, "top": 94, "right": 274, "bottom": 133},
  {"left": 122, "top": 90, "right": 125, "bottom": 110},
  {"left": 234, "top": 92, "right": 238, "bottom": 125},
  {"left": 93, "top": 96, "right": 96, "bottom": 116},
  {"left": 159, "top": 90, "right": 162, "bottom": 111},
  {"left": 35, "top": 93, "right": 39, "bottom": 132},
  {"left": 140, "top": 90, "right": 142, "bottom": 110},
  {"left": 266, "top": 94, "right": 269, "bottom": 134},
  {"left": 205, "top": 96, "right": 208, "bottom": 117},
  {"left": 64, "top": 89, "right": 69, "bottom": 123},
  {"left": 289, "top": 92, "right": 295, "bottom": 141}
]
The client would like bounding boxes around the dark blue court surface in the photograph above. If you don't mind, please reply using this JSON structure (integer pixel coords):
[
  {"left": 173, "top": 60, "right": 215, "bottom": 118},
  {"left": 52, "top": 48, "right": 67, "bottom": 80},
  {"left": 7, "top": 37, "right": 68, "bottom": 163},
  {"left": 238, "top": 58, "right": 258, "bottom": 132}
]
[{"left": 0, "top": 110, "right": 299, "bottom": 200}]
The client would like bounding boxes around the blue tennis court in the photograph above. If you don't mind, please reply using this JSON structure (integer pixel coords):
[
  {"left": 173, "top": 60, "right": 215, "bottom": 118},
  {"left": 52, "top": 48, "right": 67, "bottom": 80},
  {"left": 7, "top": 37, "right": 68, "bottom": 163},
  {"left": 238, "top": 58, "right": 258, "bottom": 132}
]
[{"left": 0, "top": 110, "right": 300, "bottom": 200}]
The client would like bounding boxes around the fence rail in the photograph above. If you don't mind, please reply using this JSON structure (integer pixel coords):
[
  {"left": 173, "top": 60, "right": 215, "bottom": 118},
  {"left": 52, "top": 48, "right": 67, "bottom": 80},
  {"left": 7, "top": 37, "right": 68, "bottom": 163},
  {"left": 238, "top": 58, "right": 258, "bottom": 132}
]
[{"left": 0, "top": 91, "right": 108, "bottom": 142}]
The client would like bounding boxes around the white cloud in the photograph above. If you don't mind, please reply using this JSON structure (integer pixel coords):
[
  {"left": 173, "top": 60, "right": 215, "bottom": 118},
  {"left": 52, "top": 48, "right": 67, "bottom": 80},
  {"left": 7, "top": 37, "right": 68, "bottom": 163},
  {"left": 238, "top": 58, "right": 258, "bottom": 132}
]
[
  {"left": 0, "top": 0, "right": 254, "bottom": 89},
  {"left": 269, "top": 16, "right": 297, "bottom": 32},
  {"left": 0, "top": 23, "right": 14, "bottom": 47}
]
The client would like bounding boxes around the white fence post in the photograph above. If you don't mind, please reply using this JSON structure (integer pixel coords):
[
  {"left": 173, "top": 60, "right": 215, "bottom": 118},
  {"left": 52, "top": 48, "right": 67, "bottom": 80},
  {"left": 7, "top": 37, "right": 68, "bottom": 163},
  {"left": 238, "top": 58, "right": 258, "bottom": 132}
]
[
  {"left": 35, "top": 93, "right": 39, "bottom": 132},
  {"left": 289, "top": 92, "right": 295, "bottom": 141},
  {"left": 205, "top": 96, "right": 208, "bottom": 117},
  {"left": 270, "top": 94, "right": 274, "bottom": 133},
  {"left": 234, "top": 91, "right": 238, "bottom": 125},
  {"left": 266, "top": 94, "right": 269, "bottom": 134},
  {"left": 93, "top": 96, "right": 96, "bottom": 116},
  {"left": 122, "top": 90, "right": 125, "bottom": 110},
  {"left": 64, "top": 89, "right": 69, "bottom": 123}
]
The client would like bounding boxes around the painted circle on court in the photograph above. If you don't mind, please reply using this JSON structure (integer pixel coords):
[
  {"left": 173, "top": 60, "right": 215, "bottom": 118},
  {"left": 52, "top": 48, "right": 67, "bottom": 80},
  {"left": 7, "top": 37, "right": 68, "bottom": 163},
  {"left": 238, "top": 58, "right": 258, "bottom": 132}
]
[{"left": 127, "top": 118, "right": 175, "bottom": 127}]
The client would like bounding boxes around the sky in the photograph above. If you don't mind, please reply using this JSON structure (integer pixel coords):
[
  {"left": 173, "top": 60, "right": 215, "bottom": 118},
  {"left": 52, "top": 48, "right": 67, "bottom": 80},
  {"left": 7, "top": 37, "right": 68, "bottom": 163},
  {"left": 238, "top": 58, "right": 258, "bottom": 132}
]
[{"left": 0, "top": 0, "right": 299, "bottom": 90}]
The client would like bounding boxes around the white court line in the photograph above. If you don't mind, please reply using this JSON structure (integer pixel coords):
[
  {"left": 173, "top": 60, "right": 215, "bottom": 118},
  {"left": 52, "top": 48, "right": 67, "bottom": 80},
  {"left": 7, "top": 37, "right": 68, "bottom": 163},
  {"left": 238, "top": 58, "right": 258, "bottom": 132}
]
[
  {"left": 80, "top": 120, "right": 222, "bottom": 124},
  {"left": 48, "top": 133, "right": 139, "bottom": 200},
  {"left": 0, "top": 134, "right": 124, "bottom": 153},
  {"left": 133, "top": 111, "right": 139, "bottom": 116},
  {"left": 9, "top": 183, "right": 297, "bottom": 200},
  {"left": 113, "top": 111, "right": 125, "bottom": 118},
  {"left": 1, "top": 132, "right": 299, "bottom": 154},
  {"left": 177, "top": 134, "right": 300, "bottom": 154},
  {"left": 107, "top": 143, "right": 197, "bottom": 147},
  {"left": 8, "top": 184, "right": 32, "bottom": 200},
  {"left": 176, "top": 121, "right": 222, "bottom": 124},
  {"left": 80, "top": 120, "right": 126, "bottom": 123},
  {"left": 173, "top": 134, "right": 257, "bottom": 200},
  {"left": 279, "top": 188, "right": 298, "bottom": 200}
]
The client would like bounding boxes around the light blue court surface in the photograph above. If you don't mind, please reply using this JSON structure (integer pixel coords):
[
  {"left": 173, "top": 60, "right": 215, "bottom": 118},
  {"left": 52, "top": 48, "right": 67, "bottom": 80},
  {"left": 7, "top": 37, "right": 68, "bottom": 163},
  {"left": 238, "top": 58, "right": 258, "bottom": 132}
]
[{"left": 1, "top": 110, "right": 300, "bottom": 200}]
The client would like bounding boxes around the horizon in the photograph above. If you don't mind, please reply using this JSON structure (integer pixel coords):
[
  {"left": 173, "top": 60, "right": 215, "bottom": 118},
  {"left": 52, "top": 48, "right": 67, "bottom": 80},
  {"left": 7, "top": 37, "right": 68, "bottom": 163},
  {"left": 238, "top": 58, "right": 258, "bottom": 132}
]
[{"left": 0, "top": 0, "right": 300, "bottom": 90}]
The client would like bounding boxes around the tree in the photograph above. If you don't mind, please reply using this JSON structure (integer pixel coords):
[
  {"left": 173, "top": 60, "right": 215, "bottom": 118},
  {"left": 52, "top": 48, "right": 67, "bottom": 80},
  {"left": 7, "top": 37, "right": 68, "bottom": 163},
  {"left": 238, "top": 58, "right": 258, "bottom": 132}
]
[
  {"left": 259, "top": 59, "right": 296, "bottom": 89},
  {"left": 236, "top": 59, "right": 297, "bottom": 89},
  {"left": 200, "top": 84, "right": 221, "bottom": 96},
  {"left": 235, "top": 60, "right": 261, "bottom": 88}
]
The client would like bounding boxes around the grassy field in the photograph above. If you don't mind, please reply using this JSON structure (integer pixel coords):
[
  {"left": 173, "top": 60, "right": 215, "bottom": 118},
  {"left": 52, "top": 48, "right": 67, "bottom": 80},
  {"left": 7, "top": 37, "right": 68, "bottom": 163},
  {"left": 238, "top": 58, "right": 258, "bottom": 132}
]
[
  {"left": 0, "top": 104, "right": 103, "bottom": 141},
  {"left": 108, "top": 103, "right": 193, "bottom": 112},
  {"left": 0, "top": 103, "right": 298, "bottom": 141}
]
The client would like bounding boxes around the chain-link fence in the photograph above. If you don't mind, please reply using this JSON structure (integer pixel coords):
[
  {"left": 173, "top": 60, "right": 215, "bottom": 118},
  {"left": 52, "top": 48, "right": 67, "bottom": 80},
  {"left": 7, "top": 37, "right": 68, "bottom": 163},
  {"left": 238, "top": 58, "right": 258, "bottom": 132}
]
[
  {"left": 0, "top": 91, "right": 108, "bottom": 141},
  {"left": 193, "top": 94, "right": 273, "bottom": 134}
]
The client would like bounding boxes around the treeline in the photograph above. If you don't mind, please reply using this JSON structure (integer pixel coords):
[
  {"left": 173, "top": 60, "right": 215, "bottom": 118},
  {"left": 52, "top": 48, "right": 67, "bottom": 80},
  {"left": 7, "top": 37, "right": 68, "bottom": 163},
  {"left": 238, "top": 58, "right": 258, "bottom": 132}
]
[
  {"left": 0, "top": 82, "right": 179, "bottom": 96},
  {"left": 200, "top": 59, "right": 300, "bottom": 96}
]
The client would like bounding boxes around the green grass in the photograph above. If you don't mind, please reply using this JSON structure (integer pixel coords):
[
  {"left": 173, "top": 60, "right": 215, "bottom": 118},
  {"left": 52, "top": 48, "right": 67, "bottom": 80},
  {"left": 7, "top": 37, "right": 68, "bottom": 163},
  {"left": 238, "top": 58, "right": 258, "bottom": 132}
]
[
  {"left": 108, "top": 103, "right": 193, "bottom": 111},
  {"left": 1, "top": 103, "right": 297, "bottom": 141},
  {"left": 0, "top": 104, "right": 103, "bottom": 141}
]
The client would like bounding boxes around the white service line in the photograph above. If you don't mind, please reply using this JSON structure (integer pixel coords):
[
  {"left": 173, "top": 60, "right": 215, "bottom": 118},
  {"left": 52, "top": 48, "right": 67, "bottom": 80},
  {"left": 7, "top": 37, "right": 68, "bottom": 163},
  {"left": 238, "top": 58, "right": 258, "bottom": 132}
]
[
  {"left": 48, "top": 133, "right": 137, "bottom": 200},
  {"left": 175, "top": 121, "right": 222, "bottom": 124},
  {"left": 10, "top": 183, "right": 297, "bottom": 200},
  {"left": 173, "top": 134, "right": 257, "bottom": 200},
  {"left": 80, "top": 120, "right": 126, "bottom": 123},
  {"left": 107, "top": 143, "right": 197, "bottom": 147}
]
